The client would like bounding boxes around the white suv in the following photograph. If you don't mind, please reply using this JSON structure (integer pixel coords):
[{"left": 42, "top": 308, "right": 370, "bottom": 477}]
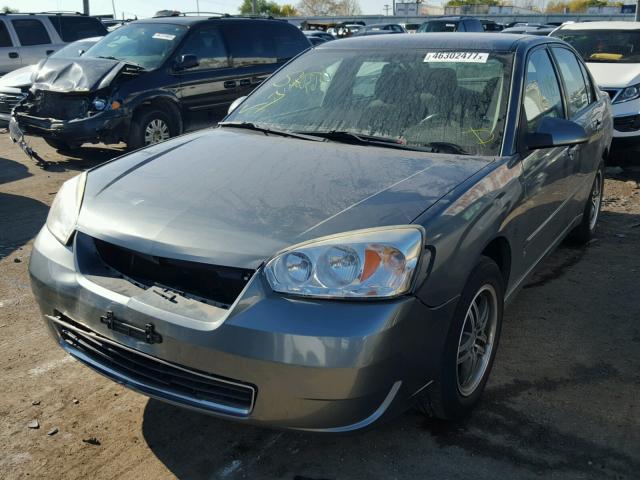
[
  {"left": 552, "top": 21, "right": 640, "bottom": 146},
  {"left": 0, "top": 12, "right": 107, "bottom": 75}
]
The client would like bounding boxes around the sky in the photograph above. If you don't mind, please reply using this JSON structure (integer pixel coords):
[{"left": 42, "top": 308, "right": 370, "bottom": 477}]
[{"left": 5, "top": 0, "right": 413, "bottom": 17}]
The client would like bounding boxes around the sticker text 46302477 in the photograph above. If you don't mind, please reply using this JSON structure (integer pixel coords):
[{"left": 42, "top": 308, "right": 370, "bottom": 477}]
[{"left": 424, "top": 52, "right": 489, "bottom": 63}]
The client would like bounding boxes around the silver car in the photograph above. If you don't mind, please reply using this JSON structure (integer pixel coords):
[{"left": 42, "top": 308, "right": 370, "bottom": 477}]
[{"left": 30, "top": 34, "right": 612, "bottom": 431}]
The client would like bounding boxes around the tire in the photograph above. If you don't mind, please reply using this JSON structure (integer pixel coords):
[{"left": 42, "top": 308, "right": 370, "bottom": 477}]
[
  {"left": 127, "top": 107, "right": 177, "bottom": 150},
  {"left": 566, "top": 161, "right": 605, "bottom": 245},
  {"left": 417, "top": 256, "right": 504, "bottom": 420},
  {"left": 44, "top": 138, "right": 75, "bottom": 151}
]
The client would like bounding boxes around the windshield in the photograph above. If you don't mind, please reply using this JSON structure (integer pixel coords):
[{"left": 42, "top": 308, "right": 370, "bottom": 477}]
[
  {"left": 418, "top": 21, "right": 457, "bottom": 33},
  {"left": 84, "top": 23, "right": 187, "bottom": 69},
  {"left": 553, "top": 30, "right": 640, "bottom": 63},
  {"left": 51, "top": 40, "right": 98, "bottom": 58},
  {"left": 225, "top": 49, "right": 512, "bottom": 156}
]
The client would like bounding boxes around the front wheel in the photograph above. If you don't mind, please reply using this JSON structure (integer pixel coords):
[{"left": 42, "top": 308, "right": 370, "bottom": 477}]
[
  {"left": 418, "top": 256, "right": 504, "bottom": 420},
  {"left": 567, "top": 162, "right": 604, "bottom": 245},
  {"left": 127, "top": 108, "right": 177, "bottom": 150}
]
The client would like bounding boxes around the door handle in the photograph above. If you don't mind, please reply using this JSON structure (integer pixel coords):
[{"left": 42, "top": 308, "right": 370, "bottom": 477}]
[
  {"left": 223, "top": 80, "right": 236, "bottom": 89},
  {"left": 46, "top": 49, "right": 54, "bottom": 55},
  {"left": 239, "top": 79, "right": 251, "bottom": 87},
  {"left": 8, "top": 52, "right": 18, "bottom": 59}
]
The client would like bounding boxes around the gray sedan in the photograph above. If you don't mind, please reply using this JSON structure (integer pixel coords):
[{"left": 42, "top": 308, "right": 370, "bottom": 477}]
[{"left": 30, "top": 34, "right": 612, "bottom": 431}]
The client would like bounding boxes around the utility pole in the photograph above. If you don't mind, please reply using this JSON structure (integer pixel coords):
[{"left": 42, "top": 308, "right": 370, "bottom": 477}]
[
  {"left": 196, "top": 0, "right": 200, "bottom": 15},
  {"left": 384, "top": 4, "right": 390, "bottom": 15},
  {"left": 83, "top": 0, "right": 89, "bottom": 15}
]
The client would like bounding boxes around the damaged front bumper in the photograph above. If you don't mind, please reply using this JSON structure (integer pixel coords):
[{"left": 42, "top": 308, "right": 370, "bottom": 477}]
[{"left": 13, "top": 106, "right": 130, "bottom": 146}]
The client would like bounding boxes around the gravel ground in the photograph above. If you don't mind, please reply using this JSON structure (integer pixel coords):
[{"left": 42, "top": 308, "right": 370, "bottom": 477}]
[{"left": 0, "top": 136, "right": 639, "bottom": 480}]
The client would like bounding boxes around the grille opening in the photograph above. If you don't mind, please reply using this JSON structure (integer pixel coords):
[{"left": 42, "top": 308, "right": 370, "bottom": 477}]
[
  {"left": 94, "top": 239, "right": 254, "bottom": 309},
  {"left": 613, "top": 114, "right": 640, "bottom": 133},
  {"left": 30, "top": 91, "right": 89, "bottom": 120},
  {"left": 54, "top": 313, "right": 255, "bottom": 414}
]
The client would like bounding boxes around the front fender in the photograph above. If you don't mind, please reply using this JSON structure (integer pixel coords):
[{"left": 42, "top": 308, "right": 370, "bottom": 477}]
[{"left": 414, "top": 157, "right": 524, "bottom": 307}]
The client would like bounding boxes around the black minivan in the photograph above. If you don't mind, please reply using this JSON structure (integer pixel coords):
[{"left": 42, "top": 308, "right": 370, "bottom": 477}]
[{"left": 11, "top": 16, "right": 310, "bottom": 152}]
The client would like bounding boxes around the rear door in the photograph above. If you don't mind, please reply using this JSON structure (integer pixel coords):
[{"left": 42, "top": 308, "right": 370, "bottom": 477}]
[
  {"left": 47, "top": 16, "right": 107, "bottom": 44},
  {"left": 10, "top": 18, "right": 56, "bottom": 65},
  {"left": 172, "top": 24, "right": 237, "bottom": 124},
  {"left": 0, "top": 19, "right": 21, "bottom": 74},
  {"left": 221, "top": 21, "right": 309, "bottom": 99}
]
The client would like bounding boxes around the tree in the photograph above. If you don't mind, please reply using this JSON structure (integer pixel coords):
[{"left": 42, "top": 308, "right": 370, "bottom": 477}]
[
  {"left": 1, "top": 6, "right": 18, "bottom": 13},
  {"left": 445, "top": 0, "right": 499, "bottom": 6},
  {"left": 545, "top": 0, "right": 609, "bottom": 12},
  {"left": 296, "top": 0, "right": 362, "bottom": 15},
  {"left": 239, "top": 0, "right": 298, "bottom": 16}
]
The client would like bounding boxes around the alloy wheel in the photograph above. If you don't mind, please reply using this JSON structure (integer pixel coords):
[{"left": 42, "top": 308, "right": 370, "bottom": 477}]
[
  {"left": 589, "top": 171, "right": 603, "bottom": 231},
  {"left": 144, "top": 119, "right": 170, "bottom": 145},
  {"left": 456, "top": 284, "right": 498, "bottom": 397}
]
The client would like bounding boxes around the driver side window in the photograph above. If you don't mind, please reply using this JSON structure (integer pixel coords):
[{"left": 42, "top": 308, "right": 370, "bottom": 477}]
[
  {"left": 177, "top": 26, "right": 229, "bottom": 70},
  {"left": 523, "top": 49, "right": 564, "bottom": 133}
]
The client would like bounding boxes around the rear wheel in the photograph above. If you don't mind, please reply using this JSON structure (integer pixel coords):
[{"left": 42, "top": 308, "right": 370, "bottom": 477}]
[
  {"left": 417, "top": 256, "right": 503, "bottom": 420},
  {"left": 567, "top": 162, "right": 604, "bottom": 245},
  {"left": 127, "top": 108, "right": 177, "bottom": 150}
]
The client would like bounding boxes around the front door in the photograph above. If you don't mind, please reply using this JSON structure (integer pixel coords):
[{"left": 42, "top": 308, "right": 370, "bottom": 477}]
[{"left": 173, "top": 25, "right": 239, "bottom": 128}]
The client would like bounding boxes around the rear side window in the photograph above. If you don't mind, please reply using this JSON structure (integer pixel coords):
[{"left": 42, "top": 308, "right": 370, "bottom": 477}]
[
  {"left": 11, "top": 19, "right": 51, "bottom": 46},
  {"left": 222, "top": 22, "right": 307, "bottom": 67},
  {"left": 177, "top": 26, "right": 229, "bottom": 70},
  {"left": 0, "top": 21, "right": 12, "bottom": 47},
  {"left": 523, "top": 49, "right": 564, "bottom": 133},
  {"left": 552, "top": 47, "right": 590, "bottom": 117},
  {"left": 47, "top": 16, "right": 107, "bottom": 42}
]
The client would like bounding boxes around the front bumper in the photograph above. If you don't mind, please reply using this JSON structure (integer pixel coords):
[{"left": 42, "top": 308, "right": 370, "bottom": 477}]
[
  {"left": 609, "top": 97, "right": 640, "bottom": 141},
  {"left": 29, "top": 226, "right": 455, "bottom": 432},
  {"left": 14, "top": 107, "right": 129, "bottom": 145}
]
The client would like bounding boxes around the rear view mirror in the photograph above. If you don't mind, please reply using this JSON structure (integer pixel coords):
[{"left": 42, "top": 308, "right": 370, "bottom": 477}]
[
  {"left": 228, "top": 96, "right": 247, "bottom": 115},
  {"left": 526, "top": 116, "right": 588, "bottom": 150},
  {"left": 174, "top": 54, "right": 199, "bottom": 71}
]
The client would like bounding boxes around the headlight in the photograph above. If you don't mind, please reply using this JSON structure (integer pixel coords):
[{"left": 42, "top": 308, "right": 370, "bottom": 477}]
[
  {"left": 92, "top": 98, "right": 107, "bottom": 111},
  {"left": 264, "top": 226, "right": 425, "bottom": 299},
  {"left": 614, "top": 84, "right": 640, "bottom": 104},
  {"left": 46, "top": 172, "right": 87, "bottom": 245}
]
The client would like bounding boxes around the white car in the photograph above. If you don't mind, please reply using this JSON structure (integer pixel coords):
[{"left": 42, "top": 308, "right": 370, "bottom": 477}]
[{"left": 552, "top": 21, "right": 640, "bottom": 146}]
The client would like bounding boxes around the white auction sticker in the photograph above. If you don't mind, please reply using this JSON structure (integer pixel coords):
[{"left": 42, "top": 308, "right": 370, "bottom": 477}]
[
  {"left": 153, "top": 33, "right": 176, "bottom": 41},
  {"left": 424, "top": 52, "right": 489, "bottom": 63}
]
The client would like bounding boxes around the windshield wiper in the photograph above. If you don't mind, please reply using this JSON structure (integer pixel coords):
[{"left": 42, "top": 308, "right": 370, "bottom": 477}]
[
  {"left": 218, "top": 122, "right": 324, "bottom": 141},
  {"left": 298, "top": 130, "right": 469, "bottom": 154},
  {"left": 96, "top": 55, "right": 146, "bottom": 70}
]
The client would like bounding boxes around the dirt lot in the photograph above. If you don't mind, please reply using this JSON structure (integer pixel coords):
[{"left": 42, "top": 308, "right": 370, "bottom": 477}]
[{"left": 1, "top": 135, "right": 639, "bottom": 480}]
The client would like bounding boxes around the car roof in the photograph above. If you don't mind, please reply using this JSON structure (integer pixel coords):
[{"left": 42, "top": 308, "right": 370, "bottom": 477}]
[
  {"left": 557, "top": 21, "right": 640, "bottom": 31},
  {"left": 130, "top": 16, "right": 284, "bottom": 27},
  {"left": 318, "top": 32, "right": 557, "bottom": 52},
  {"left": 423, "top": 16, "right": 474, "bottom": 22}
]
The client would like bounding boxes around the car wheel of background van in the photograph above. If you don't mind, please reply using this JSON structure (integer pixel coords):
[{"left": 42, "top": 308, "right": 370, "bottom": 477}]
[
  {"left": 418, "top": 256, "right": 503, "bottom": 420},
  {"left": 567, "top": 161, "right": 605, "bottom": 245},
  {"left": 44, "top": 138, "right": 77, "bottom": 152},
  {"left": 128, "top": 108, "right": 177, "bottom": 150}
]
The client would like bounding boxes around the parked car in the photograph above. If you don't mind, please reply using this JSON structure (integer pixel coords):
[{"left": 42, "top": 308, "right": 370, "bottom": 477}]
[
  {"left": 401, "top": 23, "right": 421, "bottom": 33},
  {"left": 0, "top": 37, "right": 102, "bottom": 128},
  {"left": 481, "top": 20, "right": 504, "bottom": 32},
  {"left": 29, "top": 33, "right": 611, "bottom": 431},
  {"left": 0, "top": 12, "right": 107, "bottom": 74},
  {"left": 10, "top": 16, "right": 310, "bottom": 155},
  {"left": 551, "top": 21, "right": 640, "bottom": 146},
  {"left": 417, "top": 17, "right": 484, "bottom": 33},
  {"left": 501, "top": 24, "right": 556, "bottom": 36},
  {"left": 302, "top": 30, "right": 334, "bottom": 43},
  {"left": 354, "top": 24, "right": 406, "bottom": 36}
]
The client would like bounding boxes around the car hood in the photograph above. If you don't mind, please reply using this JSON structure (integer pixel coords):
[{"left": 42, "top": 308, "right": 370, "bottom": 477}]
[
  {"left": 0, "top": 65, "right": 37, "bottom": 88},
  {"left": 586, "top": 62, "right": 640, "bottom": 88},
  {"left": 31, "top": 57, "right": 126, "bottom": 93},
  {"left": 78, "top": 128, "right": 490, "bottom": 269}
]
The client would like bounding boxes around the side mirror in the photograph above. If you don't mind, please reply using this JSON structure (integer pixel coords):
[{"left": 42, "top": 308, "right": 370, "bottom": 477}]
[
  {"left": 228, "top": 96, "right": 247, "bottom": 115},
  {"left": 174, "top": 54, "right": 199, "bottom": 71},
  {"left": 526, "top": 116, "right": 588, "bottom": 150}
]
